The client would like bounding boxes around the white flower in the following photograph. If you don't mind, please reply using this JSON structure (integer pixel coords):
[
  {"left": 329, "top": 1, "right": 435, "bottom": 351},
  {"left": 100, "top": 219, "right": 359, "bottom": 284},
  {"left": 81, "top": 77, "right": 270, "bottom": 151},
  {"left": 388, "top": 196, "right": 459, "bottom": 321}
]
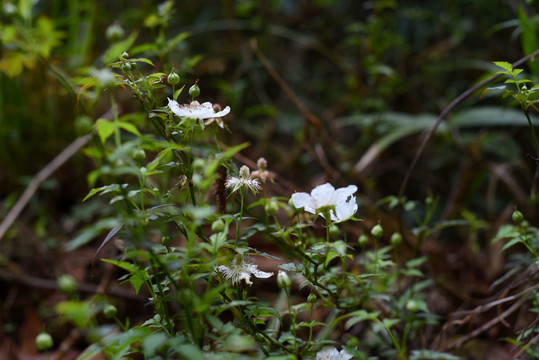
[
  {"left": 167, "top": 98, "right": 231, "bottom": 120},
  {"left": 291, "top": 183, "right": 357, "bottom": 223},
  {"left": 316, "top": 346, "right": 353, "bottom": 360},
  {"left": 215, "top": 256, "right": 273, "bottom": 286},
  {"left": 225, "top": 165, "right": 261, "bottom": 194}
]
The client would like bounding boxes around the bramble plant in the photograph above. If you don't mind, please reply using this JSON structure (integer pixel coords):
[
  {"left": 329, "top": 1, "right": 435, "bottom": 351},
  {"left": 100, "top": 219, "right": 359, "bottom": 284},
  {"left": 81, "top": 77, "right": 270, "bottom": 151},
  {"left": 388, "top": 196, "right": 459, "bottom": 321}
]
[
  {"left": 63, "top": 46, "right": 460, "bottom": 359},
  {"left": 6, "top": 1, "right": 539, "bottom": 359}
]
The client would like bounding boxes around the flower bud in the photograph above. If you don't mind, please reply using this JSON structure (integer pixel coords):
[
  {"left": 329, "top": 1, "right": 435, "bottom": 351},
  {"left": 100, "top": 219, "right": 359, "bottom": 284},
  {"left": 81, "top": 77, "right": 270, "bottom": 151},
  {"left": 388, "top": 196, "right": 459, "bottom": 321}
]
[
  {"left": 265, "top": 200, "right": 279, "bottom": 216},
  {"left": 161, "top": 235, "right": 171, "bottom": 245},
  {"left": 390, "top": 232, "right": 402, "bottom": 246},
  {"left": 346, "top": 336, "right": 360, "bottom": 348},
  {"left": 371, "top": 224, "right": 383, "bottom": 238},
  {"left": 57, "top": 274, "right": 77, "bottom": 294},
  {"left": 239, "top": 165, "right": 250, "bottom": 179},
  {"left": 103, "top": 304, "right": 118, "bottom": 318},
  {"left": 211, "top": 219, "right": 226, "bottom": 233},
  {"left": 405, "top": 299, "right": 420, "bottom": 312},
  {"left": 256, "top": 157, "right": 267, "bottom": 171},
  {"left": 120, "top": 52, "right": 129, "bottom": 60},
  {"left": 512, "top": 209, "right": 524, "bottom": 223},
  {"left": 35, "top": 332, "right": 53, "bottom": 351},
  {"left": 328, "top": 224, "right": 340, "bottom": 238},
  {"left": 131, "top": 149, "right": 146, "bottom": 161},
  {"left": 358, "top": 234, "right": 368, "bottom": 246},
  {"left": 167, "top": 71, "right": 180, "bottom": 85},
  {"left": 277, "top": 271, "right": 291, "bottom": 288},
  {"left": 307, "top": 293, "right": 317, "bottom": 304},
  {"left": 189, "top": 81, "right": 200, "bottom": 97},
  {"left": 74, "top": 115, "right": 93, "bottom": 135},
  {"left": 105, "top": 23, "right": 125, "bottom": 42},
  {"left": 121, "top": 62, "right": 132, "bottom": 72}
]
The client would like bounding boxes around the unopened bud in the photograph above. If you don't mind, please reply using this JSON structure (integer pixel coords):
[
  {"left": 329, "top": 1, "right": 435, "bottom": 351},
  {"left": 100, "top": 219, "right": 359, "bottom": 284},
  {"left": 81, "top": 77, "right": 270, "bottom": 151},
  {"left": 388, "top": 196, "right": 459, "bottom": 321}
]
[
  {"left": 103, "top": 304, "right": 118, "bottom": 318},
  {"left": 390, "top": 232, "right": 402, "bottom": 246},
  {"left": 371, "top": 224, "right": 383, "bottom": 238},
  {"left": 406, "top": 299, "right": 420, "bottom": 312},
  {"left": 167, "top": 71, "right": 180, "bottom": 85},
  {"left": 161, "top": 235, "right": 171, "bottom": 245},
  {"left": 211, "top": 219, "right": 226, "bottom": 233},
  {"left": 239, "top": 165, "right": 250, "bottom": 179},
  {"left": 189, "top": 81, "right": 200, "bottom": 97},
  {"left": 265, "top": 200, "right": 279, "bottom": 216},
  {"left": 57, "top": 274, "right": 77, "bottom": 294},
  {"left": 256, "top": 157, "right": 267, "bottom": 171},
  {"left": 328, "top": 224, "right": 340, "bottom": 238},
  {"left": 105, "top": 23, "right": 125, "bottom": 42},
  {"left": 277, "top": 271, "right": 291, "bottom": 288},
  {"left": 358, "top": 234, "right": 368, "bottom": 246},
  {"left": 307, "top": 293, "right": 317, "bottom": 304},
  {"left": 131, "top": 149, "right": 146, "bottom": 161},
  {"left": 35, "top": 332, "right": 53, "bottom": 351},
  {"left": 512, "top": 209, "right": 524, "bottom": 223}
]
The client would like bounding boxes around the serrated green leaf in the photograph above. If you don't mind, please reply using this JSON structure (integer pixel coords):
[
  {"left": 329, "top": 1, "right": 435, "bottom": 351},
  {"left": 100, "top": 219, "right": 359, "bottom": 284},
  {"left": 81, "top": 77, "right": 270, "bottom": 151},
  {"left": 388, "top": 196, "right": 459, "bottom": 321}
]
[{"left": 493, "top": 61, "right": 513, "bottom": 72}]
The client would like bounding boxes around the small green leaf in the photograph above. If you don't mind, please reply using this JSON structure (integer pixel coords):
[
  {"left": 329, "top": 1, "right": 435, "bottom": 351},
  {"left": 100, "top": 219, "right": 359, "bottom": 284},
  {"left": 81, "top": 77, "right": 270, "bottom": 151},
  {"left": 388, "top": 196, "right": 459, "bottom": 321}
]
[
  {"left": 95, "top": 118, "right": 115, "bottom": 143},
  {"left": 118, "top": 121, "right": 141, "bottom": 136},
  {"left": 493, "top": 61, "right": 513, "bottom": 72},
  {"left": 173, "top": 85, "right": 185, "bottom": 100},
  {"left": 132, "top": 57, "right": 155, "bottom": 67}
]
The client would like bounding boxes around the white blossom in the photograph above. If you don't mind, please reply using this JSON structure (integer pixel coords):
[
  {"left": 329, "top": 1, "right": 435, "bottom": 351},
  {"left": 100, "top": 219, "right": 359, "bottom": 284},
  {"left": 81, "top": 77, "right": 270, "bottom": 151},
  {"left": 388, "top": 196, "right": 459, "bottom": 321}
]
[
  {"left": 291, "top": 183, "right": 357, "bottom": 223},
  {"left": 225, "top": 165, "right": 261, "bottom": 194},
  {"left": 316, "top": 346, "right": 353, "bottom": 360},
  {"left": 167, "top": 98, "right": 230, "bottom": 120},
  {"left": 215, "top": 256, "right": 273, "bottom": 286}
]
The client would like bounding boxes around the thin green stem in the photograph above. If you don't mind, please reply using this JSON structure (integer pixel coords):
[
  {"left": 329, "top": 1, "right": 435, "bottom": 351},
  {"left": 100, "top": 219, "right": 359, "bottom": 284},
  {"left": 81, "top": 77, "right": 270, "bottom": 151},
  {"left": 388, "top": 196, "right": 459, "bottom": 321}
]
[
  {"left": 524, "top": 110, "right": 539, "bottom": 160},
  {"left": 307, "top": 302, "right": 314, "bottom": 349},
  {"left": 235, "top": 188, "right": 245, "bottom": 247}
]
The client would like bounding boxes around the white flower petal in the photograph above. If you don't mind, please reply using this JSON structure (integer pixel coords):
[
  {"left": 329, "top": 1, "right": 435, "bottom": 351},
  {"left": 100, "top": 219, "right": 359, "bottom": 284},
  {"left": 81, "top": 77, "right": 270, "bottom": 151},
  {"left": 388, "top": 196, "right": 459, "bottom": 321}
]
[
  {"left": 335, "top": 185, "right": 358, "bottom": 203},
  {"left": 316, "top": 346, "right": 353, "bottom": 360},
  {"left": 333, "top": 196, "right": 358, "bottom": 223},
  {"left": 316, "top": 346, "right": 339, "bottom": 360},
  {"left": 311, "top": 183, "right": 336, "bottom": 208},
  {"left": 168, "top": 98, "right": 182, "bottom": 117},
  {"left": 167, "top": 99, "right": 230, "bottom": 120},
  {"left": 251, "top": 268, "right": 273, "bottom": 278},
  {"left": 291, "top": 192, "right": 315, "bottom": 213},
  {"left": 214, "top": 106, "right": 231, "bottom": 118}
]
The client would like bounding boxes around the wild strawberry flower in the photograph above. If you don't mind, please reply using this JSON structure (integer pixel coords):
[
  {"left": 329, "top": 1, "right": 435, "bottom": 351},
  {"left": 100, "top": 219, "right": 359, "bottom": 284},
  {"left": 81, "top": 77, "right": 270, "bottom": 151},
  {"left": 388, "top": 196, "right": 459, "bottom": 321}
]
[
  {"left": 225, "top": 165, "right": 261, "bottom": 194},
  {"left": 291, "top": 183, "right": 358, "bottom": 223},
  {"left": 315, "top": 346, "right": 353, "bottom": 360},
  {"left": 215, "top": 255, "right": 273, "bottom": 286},
  {"left": 167, "top": 98, "right": 231, "bottom": 120}
]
